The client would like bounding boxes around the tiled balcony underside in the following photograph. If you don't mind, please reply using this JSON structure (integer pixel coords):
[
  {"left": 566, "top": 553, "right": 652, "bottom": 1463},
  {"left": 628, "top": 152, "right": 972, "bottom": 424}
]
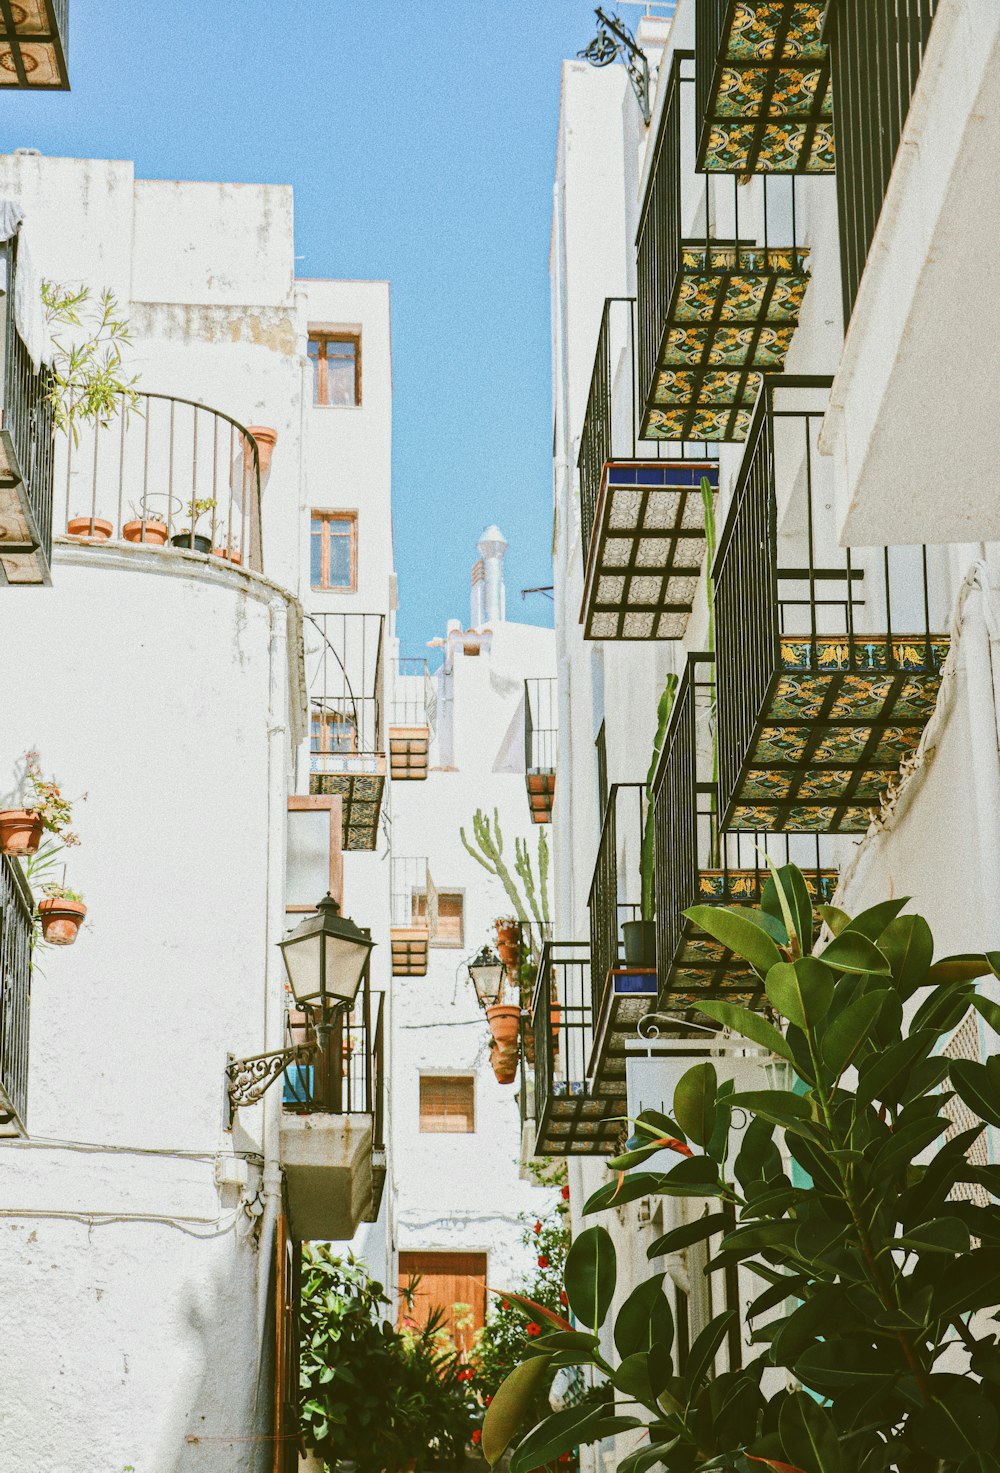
[
  {"left": 701, "top": 2, "right": 833, "bottom": 174},
  {"left": 642, "top": 248, "right": 809, "bottom": 442},
  {"left": 309, "top": 765, "right": 386, "bottom": 850},
  {"left": 589, "top": 977, "right": 658, "bottom": 1086},
  {"left": 389, "top": 728, "right": 429, "bottom": 780},
  {"left": 535, "top": 1087, "right": 625, "bottom": 1157},
  {"left": 730, "top": 636, "right": 949, "bottom": 832},
  {"left": 583, "top": 465, "right": 720, "bottom": 640},
  {"left": 665, "top": 866, "right": 838, "bottom": 994},
  {"left": 526, "top": 772, "right": 555, "bottom": 823},
  {"left": 391, "top": 926, "right": 429, "bottom": 976}
]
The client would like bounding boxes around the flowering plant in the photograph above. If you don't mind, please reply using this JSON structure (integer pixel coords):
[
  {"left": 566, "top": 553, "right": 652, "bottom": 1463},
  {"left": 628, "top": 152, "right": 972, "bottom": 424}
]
[{"left": 23, "top": 751, "right": 83, "bottom": 844}]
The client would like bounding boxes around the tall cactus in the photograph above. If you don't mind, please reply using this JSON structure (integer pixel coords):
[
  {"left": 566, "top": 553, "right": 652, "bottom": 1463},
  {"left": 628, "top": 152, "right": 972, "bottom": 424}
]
[{"left": 460, "top": 809, "right": 550, "bottom": 926}]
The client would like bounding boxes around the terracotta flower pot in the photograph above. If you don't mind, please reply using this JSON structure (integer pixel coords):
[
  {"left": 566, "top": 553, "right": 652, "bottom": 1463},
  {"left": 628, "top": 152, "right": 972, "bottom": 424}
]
[
  {"left": 245, "top": 425, "right": 278, "bottom": 474},
  {"left": 123, "top": 518, "right": 169, "bottom": 546},
  {"left": 495, "top": 920, "right": 519, "bottom": 947},
  {"left": 486, "top": 1002, "right": 521, "bottom": 1048},
  {"left": 0, "top": 809, "right": 43, "bottom": 855},
  {"left": 67, "top": 516, "right": 113, "bottom": 540},
  {"left": 37, "top": 897, "right": 86, "bottom": 945},
  {"left": 498, "top": 940, "right": 520, "bottom": 969},
  {"left": 490, "top": 1037, "right": 519, "bottom": 1085},
  {"left": 214, "top": 546, "right": 243, "bottom": 565}
]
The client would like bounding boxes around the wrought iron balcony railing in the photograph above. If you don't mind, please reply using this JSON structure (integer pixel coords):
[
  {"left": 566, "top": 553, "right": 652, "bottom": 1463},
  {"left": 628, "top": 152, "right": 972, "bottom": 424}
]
[
  {"left": 59, "top": 391, "right": 263, "bottom": 571},
  {"left": 0, "top": 0, "right": 69, "bottom": 88},
  {"left": 390, "top": 856, "right": 432, "bottom": 976},
  {"left": 0, "top": 235, "right": 56, "bottom": 586},
  {"left": 825, "top": 0, "right": 939, "bottom": 326},
  {"left": 283, "top": 979, "right": 384, "bottom": 1133},
  {"left": 695, "top": 0, "right": 833, "bottom": 175},
  {"left": 577, "top": 296, "right": 720, "bottom": 641},
  {"left": 652, "top": 653, "right": 839, "bottom": 1022},
  {"left": 0, "top": 854, "right": 32, "bottom": 1138},
  {"left": 636, "top": 51, "right": 813, "bottom": 444},
  {"left": 525, "top": 678, "right": 557, "bottom": 823},
  {"left": 308, "top": 612, "right": 386, "bottom": 850},
  {"left": 530, "top": 942, "right": 623, "bottom": 1157},
  {"left": 713, "top": 376, "right": 949, "bottom": 833},
  {"left": 389, "top": 657, "right": 432, "bottom": 781}
]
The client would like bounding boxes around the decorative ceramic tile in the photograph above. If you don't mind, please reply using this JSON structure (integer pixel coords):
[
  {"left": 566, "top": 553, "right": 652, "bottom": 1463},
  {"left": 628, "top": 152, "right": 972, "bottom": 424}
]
[
  {"left": 636, "top": 538, "right": 671, "bottom": 570},
  {"left": 609, "top": 489, "right": 642, "bottom": 529},
  {"left": 623, "top": 612, "right": 656, "bottom": 638}
]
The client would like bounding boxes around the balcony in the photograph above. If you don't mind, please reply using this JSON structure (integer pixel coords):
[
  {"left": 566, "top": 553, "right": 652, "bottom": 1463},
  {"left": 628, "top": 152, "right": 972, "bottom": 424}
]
[
  {"left": 714, "top": 377, "right": 949, "bottom": 833},
  {"left": 389, "top": 657, "right": 432, "bottom": 781},
  {"left": 524, "top": 678, "right": 557, "bottom": 823},
  {"left": 57, "top": 390, "right": 262, "bottom": 571},
  {"left": 652, "top": 653, "right": 838, "bottom": 1017},
  {"left": 308, "top": 613, "right": 385, "bottom": 851},
  {"left": 0, "top": 854, "right": 31, "bottom": 1137},
  {"left": 530, "top": 942, "right": 623, "bottom": 1158},
  {"left": 695, "top": 1, "right": 833, "bottom": 175},
  {"left": 0, "top": 234, "right": 56, "bottom": 586},
  {"left": 0, "top": 0, "right": 68, "bottom": 89},
  {"left": 587, "top": 784, "right": 658, "bottom": 1088},
  {"left": 578, "top": 297, "right": 720, "bottom": 641},
  {"left": 280, "top": 982, "right": 385, "bottom": 1240},
  {"left": 390, "top": 856, "right": 431, "bottom": 977},
  {"left": 637, "top": 52, "right": 813, "bottom": 444}
]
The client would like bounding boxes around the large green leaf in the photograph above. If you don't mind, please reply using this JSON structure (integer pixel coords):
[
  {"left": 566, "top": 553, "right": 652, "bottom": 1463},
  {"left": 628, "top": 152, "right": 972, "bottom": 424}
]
[
  {"left": 779, "top": 1391, "right": 843, "bottom": 1473},
  {"left": 816, "top": 930, "right": 891, "bottom": 976},
  {"left": 673, "top": 1061, "right": 718, "bottom": 1147},
  {"left": 762, "top": 864, "right": 813, "bottom": 958},
  {"left": 829, "top": 897, "right": 910, "bottom": 943},
  {"left": 794, "top": 1341, "right": 900, "bottom": 1395},
  {"left": 615, "top": 1272, "right": 674, "bottom": 1359},
  {"left": 654, "top": 1153, "right": 725, "bottom": 1197},
  {"left": 894, "top": 1216, "right": 971, "bottom": 1256},
  {"left": 951, "top": 1059, "right": 1000, "bottom": 1130},
  {"left": 583, "top": 1171, "right": 670, "bottom": 1215},
  {"left": 727, "top": 1089, "right": 819, "bottom": 1141},
  {"left": 696, "top": 999, "right": 794, "bottom": 1062},
  {"left": 564, "top": 1225, "right": 616, "bottom": 1331},
  {"left": 856, "top": 1027, "right": 936, "bottom": 1107},
  {"left": 684, "top": 1309, "right": 736, "bottom": 1395},
  {"left": 765, "top": 959, "right": 834, "bottom": 1031},
  {"left": 878, "top": 914, "right": 933, "bottom": 1000},
  {"left": 972, "top": 993, "right": 1000, "bottom": 1038},
  {"left": 927, "top": 952, "right": 1000, "bottom": 984},
  {"left": 820, "top": 990, "right": 889, "bottom": 1079},
  {"left": 508, "top": 1402, "right": 607, "bottom": 1473},
  {"left": 482, "top": 1355, "right": 553, "bottom": 1467},
  {"left": 683, "top": 904, "right": 784, "bottom": 977}
]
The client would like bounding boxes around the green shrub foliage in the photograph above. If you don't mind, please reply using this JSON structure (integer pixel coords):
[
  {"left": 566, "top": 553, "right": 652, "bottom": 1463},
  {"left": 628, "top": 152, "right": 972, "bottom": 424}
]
[{"left": 482, "top": 866, "right": 1000, "bottom": 1472}]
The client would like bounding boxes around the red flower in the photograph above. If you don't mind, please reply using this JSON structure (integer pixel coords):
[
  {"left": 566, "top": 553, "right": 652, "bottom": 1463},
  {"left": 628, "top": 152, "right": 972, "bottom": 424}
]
[
  {"left": 537, "top": 1255, "right": 549, "bottom": 1268},
  {"left": 501, "top": 1299, "right": 510, "bottom": 1311},
  {"left": 561, "top": 1184, "right": 570, "bottom": 1200},
  {"left": 484, "top": 1396, "right": 493, "bottom": 1407},
  {"left": 559, "top": 1456, "right": 571, "bottom": 1464},
  {"left": 560, "top": 1290, "right": 567, "bottom": 1306},
  {"left": 472, "top": 1429, "right": 482, "bottom": 1446},
  {"left": 534, "top": 1221, "right": 542, "bottom": 1234},
  {"left": 527, "top": 1322, "right": 541, "bottom": 1337}
]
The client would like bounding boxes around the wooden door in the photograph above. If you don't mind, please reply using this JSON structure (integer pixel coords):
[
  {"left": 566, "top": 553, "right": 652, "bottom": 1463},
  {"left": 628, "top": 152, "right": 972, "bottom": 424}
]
[{"left": 398, "top": 1250, "right": 487, "bottom": 1358}]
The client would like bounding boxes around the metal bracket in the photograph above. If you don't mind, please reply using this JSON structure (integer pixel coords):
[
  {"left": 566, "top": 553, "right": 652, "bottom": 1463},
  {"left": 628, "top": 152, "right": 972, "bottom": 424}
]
[
  {"left": 578, "top": 8, "right": 651, "bottom": 125},
  {"left": 224, "top": 1043, "right": 316, "bottom": 1129}
]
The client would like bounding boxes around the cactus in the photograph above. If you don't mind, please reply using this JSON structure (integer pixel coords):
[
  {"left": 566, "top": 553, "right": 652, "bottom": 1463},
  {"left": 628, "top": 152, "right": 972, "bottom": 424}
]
[{"left": 460, "top": 809, "right": 550, "bottom": 926}]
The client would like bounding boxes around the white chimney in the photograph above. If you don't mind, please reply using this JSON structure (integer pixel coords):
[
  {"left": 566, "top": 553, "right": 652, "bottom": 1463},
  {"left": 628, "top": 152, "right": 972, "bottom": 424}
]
[
  {"left": 470, "top": 558, "right": 485, "bottom": 628},
  {"left": 477, "top": 525, "right": 507, "bottom": 626}
]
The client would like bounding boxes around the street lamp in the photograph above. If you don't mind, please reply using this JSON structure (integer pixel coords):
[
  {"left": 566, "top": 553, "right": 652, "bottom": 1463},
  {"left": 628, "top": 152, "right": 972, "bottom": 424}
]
[{"left": 467, "top": 945, "right": 506, "bottom": 1010}]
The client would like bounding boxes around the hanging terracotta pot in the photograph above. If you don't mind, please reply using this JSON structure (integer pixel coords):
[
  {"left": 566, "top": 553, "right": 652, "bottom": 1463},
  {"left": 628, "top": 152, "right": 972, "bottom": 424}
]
[
  {"left": 495, "top": 919, "right": 519, "bottom": 947},
  {"left": 123, "top": 518, "right": 169, "bottom": 547},
  {"left": 486, "top": 1003, "right": 520, "bottom": 1048},
  {"left": 67, "top": 516, "right": 113, "bottom": 541},
  {"left": 246, "top": 426, "right": 278, "bottom": 474},
  {"left": 490, "top": 1037, "right": 518, "bottom": 1085},
  {"left": 37, "top": 896, "right": 86, "bottom": 945},
  {"left": 498, "top": 940, "right": 520, "bottom": 970},
  {"left": 0, "top": 809, "right": 43, "bottom": 855}
]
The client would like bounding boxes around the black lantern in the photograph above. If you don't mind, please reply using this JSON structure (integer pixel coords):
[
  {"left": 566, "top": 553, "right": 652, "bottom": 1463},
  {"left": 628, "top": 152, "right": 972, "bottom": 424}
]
[
  {"left": 279, "top": 894, "right": 374, "bottom": 1014},
  {"left": 467, "top": 945, "right": 506, "bottom": 1009}
]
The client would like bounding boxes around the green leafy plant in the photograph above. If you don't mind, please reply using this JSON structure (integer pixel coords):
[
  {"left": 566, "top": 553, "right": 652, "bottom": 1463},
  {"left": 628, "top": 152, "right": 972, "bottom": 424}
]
[
  {"left": 178, "top": 496, "right": 217, "bottom": 532},
  {"left": 40, "top": 883, "right": 84, "bottom": 903},
  {"left": 483, "top": 865, "right": 1000, "bottom": 1472},
  {"left": 23, "top": 749, "right": 83, "bottom": 844},
  {"left": 299, "top": 1246, "right": 477, "bottom": 1473},
  {"left": 42, "top": 282, "right": 141, "bottom": 443}
]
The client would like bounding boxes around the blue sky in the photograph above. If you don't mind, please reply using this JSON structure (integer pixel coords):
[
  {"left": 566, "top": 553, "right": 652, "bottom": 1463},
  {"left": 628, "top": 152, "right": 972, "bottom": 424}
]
[{"left": 1, "top": 0, "right": 629, "bottom": 650}]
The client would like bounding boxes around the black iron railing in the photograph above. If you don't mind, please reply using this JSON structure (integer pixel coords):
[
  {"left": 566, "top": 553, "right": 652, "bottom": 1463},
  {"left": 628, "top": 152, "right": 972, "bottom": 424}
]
[
  {"left": 588, "top": 783, "right": 646, "bottom": 1019},
  {"left": 60, "top": 390, "right": 263, "bottom": 571},
  {"left": 308, "top": 612, "right": 385, "bottom": 765},
  {"left": 826, "top": 0, "right": 939, "bottom": 326},
  {"left": 2, "top": 235, "right": 56, "bottom": 577},
  {"left": 525, "top": 678, "right": 557, "bottom": 774},
  {"left": 283, "top": 978, "right": 383, "bottom": 1121},
  {"left": 0, "top": 855, "right": 32, "bottom": 1137},
  {"left": 391, "top": 855, "right": 430, "bottom": 930},
  {"left": 637, "top": 54, "right": 688, "bottom": 430},
  {"left": 531, "top": 942, "right": 594, "bottom": 1146},
  {"left": 694, "top": 0, "right": 728, "bottom": 151}
]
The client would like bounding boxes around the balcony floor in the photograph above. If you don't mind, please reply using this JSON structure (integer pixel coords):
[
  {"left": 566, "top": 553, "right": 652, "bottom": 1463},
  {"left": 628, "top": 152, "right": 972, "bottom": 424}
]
[
  {"left": 642, "top": 246, "right": 810, "bottom": 442},
  {"left": 588, "top": 969, "right": 658, "bottom": 1087},
  {"left": 728, "top": 634, "right": 949, "bottom": 831},
  {"left": 534, "top": 1084, "right": 625, "bottom": 1157},
  {"left": 700, "top": 1, "right": 833, "bottom": 175},
  {"left": 310, "top": 758, "right": 386, "bottom": 849}
]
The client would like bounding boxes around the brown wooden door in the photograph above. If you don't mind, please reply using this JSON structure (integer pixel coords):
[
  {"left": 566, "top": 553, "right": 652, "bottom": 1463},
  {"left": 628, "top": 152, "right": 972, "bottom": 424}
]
[{"left": 398, "top": 1251, "right": 487, "bottom": 1358}]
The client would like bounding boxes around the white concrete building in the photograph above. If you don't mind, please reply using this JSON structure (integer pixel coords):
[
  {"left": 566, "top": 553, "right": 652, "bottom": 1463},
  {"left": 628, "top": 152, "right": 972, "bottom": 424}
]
[
  {"left": 0, "top": 152, "right": 394, "bottom": 1470},
  {"left": 538, "top": 3, "right": 1000, "bottom": 1469},
  {"left": 387, "top": 528, "right": 558, "bottom": 1352}
]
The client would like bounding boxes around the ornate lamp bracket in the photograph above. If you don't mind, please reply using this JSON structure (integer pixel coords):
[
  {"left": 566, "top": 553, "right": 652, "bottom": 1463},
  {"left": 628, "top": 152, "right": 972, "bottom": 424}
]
[
  {"left": 578, "top": 8, "right": 651, "bottom": 125},
  {"left": 224, "top": 1043, "right": 316, "bottom": 1129}
]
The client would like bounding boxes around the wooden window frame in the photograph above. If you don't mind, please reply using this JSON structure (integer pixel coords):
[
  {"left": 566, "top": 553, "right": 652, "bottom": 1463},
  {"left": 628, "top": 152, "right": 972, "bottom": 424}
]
[
  {"left": 311, "top": 509, "right": 358, "bottom": 593},
  {"left": 286, "top": 796, "right": 343, "bottom": 914},
  {"left": 308, "top": 330, "right": 362, "bottom": 407},
  {"left": 311, "top": 707, "right": 358, "bottom": 755},
  {"left": 418, "top": 1073, "right": 476, "bottom": 1134}
]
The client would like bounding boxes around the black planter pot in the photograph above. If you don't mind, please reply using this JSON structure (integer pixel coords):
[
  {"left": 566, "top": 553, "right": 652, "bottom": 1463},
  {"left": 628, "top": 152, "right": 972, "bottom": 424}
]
[
  {"left": 171, "top": 532, "right": 212, "bottom": 554},
  {"left": 622, "top": 918, "right": 656, "bottom": 968}
]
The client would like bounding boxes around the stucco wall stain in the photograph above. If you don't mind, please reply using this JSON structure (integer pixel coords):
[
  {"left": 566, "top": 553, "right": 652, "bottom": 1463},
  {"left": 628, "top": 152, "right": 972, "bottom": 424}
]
[{"left": 131, "top": 302, "right": 298, "bottom": 356}]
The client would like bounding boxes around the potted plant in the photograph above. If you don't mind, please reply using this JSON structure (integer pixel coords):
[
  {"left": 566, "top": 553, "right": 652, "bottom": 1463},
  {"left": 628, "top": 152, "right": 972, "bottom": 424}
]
[
  {"left": 0, "top": 809, "right": 42, "bottom": 855},
  {"left": 66, "top": 515, "right": 113, "bottom": 540},
  {"left": 0, "top": 751, "right": 82, "bottom": 856},
  {"left": 245, "top": 425, "right": 278, "bottom": 474},
  {"left": 489, "top": 1035, "right": 518, "bottom": 1085},
  {"left": 171, "top": 498, "right": 216, "bottom": 554},
  {"left": 485, "top": 995, "right": 520, "bottom": 1049},
  {"left": 213, "top": 541, "right": 243, "bottom": 565},
  {"left": 37, "top": 885, "right": 86, "bottom": 945},
  {"left": 123, "top": 495, "right": 172, "bottom": 546}
]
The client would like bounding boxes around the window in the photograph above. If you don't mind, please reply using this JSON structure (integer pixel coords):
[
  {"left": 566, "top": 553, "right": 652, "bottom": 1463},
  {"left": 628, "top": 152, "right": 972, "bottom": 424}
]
[
  {"left": 311, "top": 708, "right": 358, "bottom": 755},
  {"left": 413, "top": 890, "right": 464, "bottom": 947},
  {"left": 398, "top": 1251, "right": 487, "bottom": 1354},
  {"left": 311, "top": 511, "right": 357, "bottom": 591},
  {"left": 419, "top": 1075, "right": 475, "bottom": 1133},
  {"left": 308, "top": 332, "right": 361, "bottom": 407},
  {"left": 285, "top": 796, "right": 343, "bottom": 913}
]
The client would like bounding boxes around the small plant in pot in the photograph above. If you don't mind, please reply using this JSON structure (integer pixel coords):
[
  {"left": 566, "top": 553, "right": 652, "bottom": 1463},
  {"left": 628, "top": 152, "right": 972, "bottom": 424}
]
[
  {"left": 0, "top": 751, "right": 83, "bottom": 856},
  {"left": 66, "top": 514, "right": 113, "bottom": 540},
  {"left": 122, "top": 496, "right": 172, "bottom": 546},
  {"left": 171, "top": 497, "right": 216, "bottom": 554},
  {"left": 37, "top": 884, "right": 86, "bottom": 945}
]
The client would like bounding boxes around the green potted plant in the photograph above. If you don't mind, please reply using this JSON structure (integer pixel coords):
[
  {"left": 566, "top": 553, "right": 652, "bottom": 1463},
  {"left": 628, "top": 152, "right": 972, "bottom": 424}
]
[
  {"left": 0, "top": 751, "right": 82, "bottom": 856},
  {"left": 171, "top": 497, "right": 217, "bottom": 554},
  {"left": 37, "top": 884, "right": 86, "bottom": 945}
]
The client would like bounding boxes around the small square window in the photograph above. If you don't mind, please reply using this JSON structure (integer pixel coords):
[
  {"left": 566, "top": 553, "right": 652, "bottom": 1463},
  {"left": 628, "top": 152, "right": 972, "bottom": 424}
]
[
  {"left": 311, "top": 708, "right": 358, "bottom": 755},
  {"left": 419, "top": 1075, "right": 475, "bottom": 1133},
  {"left": 308, "top": 333, "right": 361, "bottom": 407},
  {"left": 311, "top": 511, "right": 357, "bottom": 591},
  {"left": 413, "top": 891, "right": 464, "bottom": 947}
]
